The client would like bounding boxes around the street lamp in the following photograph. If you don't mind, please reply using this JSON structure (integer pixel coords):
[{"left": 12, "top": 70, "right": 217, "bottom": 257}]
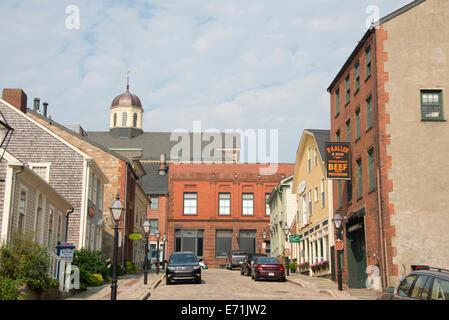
[
  {"left": 109, "top": 194, "right": 124, "bottom": 300},
  {"left": 333, "top": 212, "right": 343, "bottom": 291},
  {"left": 283, "top": 223, "right": 290, "bottom": 276},
  {"left": 162, "top": 234, "right": 167, "bottom": 270},
  {"left": 155, "top": 229, "right": 161, "bottom": 274},
  {"left": 143, "top": 221, "right": 150, "bottom": 285},
  {"left": 0, "top": 111, "right": 13, "bottom": 162}
]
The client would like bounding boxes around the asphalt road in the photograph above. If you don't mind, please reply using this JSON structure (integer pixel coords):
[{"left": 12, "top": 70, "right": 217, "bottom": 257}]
[{"left": 149, "top": 268, "right": 342, "bottom": 300}]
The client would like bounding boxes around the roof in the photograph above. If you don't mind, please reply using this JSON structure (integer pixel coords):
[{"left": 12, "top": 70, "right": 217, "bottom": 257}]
[
  {"left": 86, "top": 131, "right": 241, "bottom": 161},
  {"left": 327, "top": 0, "right": 427, "bottom": 92},
  {"left": 111, "top": 90, "right": 142, "bottom": 109},
  {"left": 304, "top": 129, "right": 331, "bottom": 161},
  {"left": 140, "top": 163, "right": 169, "bottom": 195}
]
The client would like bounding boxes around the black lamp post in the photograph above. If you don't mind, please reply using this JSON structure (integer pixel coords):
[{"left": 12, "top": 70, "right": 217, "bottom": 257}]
[
  {"left": 155, "top": 230, "right": 161, "bottom": 274},
  {"left": 283, "top": 223, "right": 290, "bottom": 276},
  {"left": 0, "top": 112, "right": 14, "bottom": 162},
  {"left": 109, "top": 194, "right": 124, "bottom": 300},
  {"left": 162, "top": 234, "right": 167, "bottom": 270},
  {"left": 143, "top": 221, "right": 150, "bottom": 285},
  {"left": 333, "top": 212, "right": 343, "bottom": 291}
]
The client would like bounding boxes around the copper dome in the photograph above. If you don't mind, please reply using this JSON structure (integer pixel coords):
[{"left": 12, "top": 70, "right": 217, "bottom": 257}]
[{"left": 111, "top": 88, "right": 142, "bottom": 109}]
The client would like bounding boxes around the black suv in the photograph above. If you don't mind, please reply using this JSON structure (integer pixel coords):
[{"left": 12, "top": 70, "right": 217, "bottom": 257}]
[
  {"left": 166, "top": 251, "right": 202, "bottom": 285},
  {"left": 240, "top": 253, "right": 267, "bottom": 276},
  {"left": 378, "top": 266, "right": 449, "bottom": 300}
]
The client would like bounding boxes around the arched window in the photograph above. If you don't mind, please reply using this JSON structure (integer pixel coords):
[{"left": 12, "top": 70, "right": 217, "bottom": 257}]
[
  {"left": 113, "top": 113, "right": 117, "bottom": 127},
  {"left": 122, "top": 112, "right": 127, "bottom": 126},
  {"left": 133, "top": 113, "right": 137, "bottom": 127}
]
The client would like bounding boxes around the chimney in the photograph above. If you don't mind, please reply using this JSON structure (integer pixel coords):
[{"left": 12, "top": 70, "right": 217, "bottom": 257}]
[
  {"left": 33, "top": 98, "right": 40, "bottom": 111},
  {"left": 2, "top": 89, "right": 27, "bottom": 113},
  {"left": 43, "top": 102, "right": 48, "bottom": 118}
]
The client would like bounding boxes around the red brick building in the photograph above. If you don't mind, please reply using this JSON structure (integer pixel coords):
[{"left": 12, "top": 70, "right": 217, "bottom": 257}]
[{"left": 167, "top": 163, "right": 295, "bottom": 268}]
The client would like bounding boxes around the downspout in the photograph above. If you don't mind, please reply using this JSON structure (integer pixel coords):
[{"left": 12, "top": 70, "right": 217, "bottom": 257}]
[
  {"left": 372, "top": 27, "right": 389, "bottom": 291},
  {"left": 122, "top": 162, "right": 128, "bottom": 268},
  {"left": 7, "top": 165, "right": 24, "bottom": 243},
  {"left": 65, "top": 207, "right": 74, "bottom": 242}
]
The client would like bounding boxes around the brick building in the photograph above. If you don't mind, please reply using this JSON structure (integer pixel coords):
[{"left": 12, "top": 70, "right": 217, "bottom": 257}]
[
  {"left": 328, "top": 0, "right": 449, "bottom": 290},
  {"left": 167, "top": 163, "right": 295, "bottom": 268}
]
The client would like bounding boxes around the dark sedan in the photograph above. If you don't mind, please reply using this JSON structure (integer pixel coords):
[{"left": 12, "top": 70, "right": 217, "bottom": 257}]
[
  {"left": 252, "top": 257, "right": 286, "bottom": 282},
  {"left": 166, "top": 252, "right": 202, "bottom": 285},
  {"left": 241, "top": 254, "right": 267, "bottom": 276}
]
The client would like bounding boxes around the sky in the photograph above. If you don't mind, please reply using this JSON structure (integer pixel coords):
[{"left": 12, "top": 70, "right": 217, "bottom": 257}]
[{"left": 0, "top": 0, "right": 412, "bottom": 163}]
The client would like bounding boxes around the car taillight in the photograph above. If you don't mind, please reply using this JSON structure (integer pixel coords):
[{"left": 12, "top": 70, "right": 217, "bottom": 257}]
[
  {"left": 257, "top": 266, "right": 263, "bottom": 271},
  {"left": 279, "top": 266, "right": 285, "bottom": 271},
  {"left": 231, "top": 257, "right": 234, "bottom": 262}
]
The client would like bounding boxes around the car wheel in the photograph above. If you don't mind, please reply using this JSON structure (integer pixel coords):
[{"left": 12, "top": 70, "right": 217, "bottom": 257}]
[{"left": 254, "top": 273, "right": 258, "bottom": 281}]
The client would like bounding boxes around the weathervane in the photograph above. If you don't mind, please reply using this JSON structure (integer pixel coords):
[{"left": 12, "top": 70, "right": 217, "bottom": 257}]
[{"left": 126, "top": 70, "right": 131, "bottom": 91}]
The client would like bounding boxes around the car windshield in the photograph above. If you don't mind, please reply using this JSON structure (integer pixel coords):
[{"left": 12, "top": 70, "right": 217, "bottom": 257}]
[
  {"left": 169, "top": 253, "right": 197, "bottom": 264},
  {"left": 257, "top": 257, "right": 279, "bottom": 264},
  {"left": 250, "top": 256, "right": 266, "bottom": 263}
]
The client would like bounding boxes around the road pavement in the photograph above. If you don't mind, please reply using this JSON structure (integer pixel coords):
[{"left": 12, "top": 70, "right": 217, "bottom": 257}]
[{"left": 149, "top": 268, "right": 360, "bottom": 300}]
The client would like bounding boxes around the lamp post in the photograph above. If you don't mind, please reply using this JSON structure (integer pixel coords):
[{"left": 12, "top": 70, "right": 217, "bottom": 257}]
[
  {"left": 333, "top": 212, "right": 343, "bottom": 291},
  {"left": 0, "top": 112, "right": 14, "bottom": 162},
  {"left": 162, "top": 234, "right": 167, "bottom": 270},
  {"left": 109, "top": 194, "right": 124, "bottom": 300},
  {"left": 155, "top": 230, "right": 161, "bottom": 274},
  {"left": 283, "top": 223, "right": 290, "bottom": 276},
  {"left": 143, "top": 221, "right": 150, "bottom": 285}
]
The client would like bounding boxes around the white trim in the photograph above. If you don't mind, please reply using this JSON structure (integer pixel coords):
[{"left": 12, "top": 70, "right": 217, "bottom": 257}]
[
  {"left": 0, "top": 98, "right": 92, "bottom": 161},
  {"left": 1, "top": 165, "right": 15, "bottom": 243},
  {"left": 17, "top": 183, "right": 29, "bottom": 236},
  {"left": 78, "top": 160, "right": 89, "bottom": 249}
]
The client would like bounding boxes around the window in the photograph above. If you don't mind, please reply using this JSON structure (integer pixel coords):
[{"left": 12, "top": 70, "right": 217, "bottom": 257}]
[
  {"left": 113, "top": 113, "right": 117, "bottom": 127},
  {"left": 366, "top": 46, "right": 371, "bottom": 78},
  {"left": 356, "top": 109, "right": 361, "bottom": 140},
  {"left": 314, "top": 148, "right": 318, "bottom": 166},
  {"left": 421, "top": 90, "right": 443, "bottom": 120},
  {"left": 336, "top": 89, "right": 340, "bottom": 115},
  {"left": 218, "top": 193, "right": 231, "bottom": 215},
  {"left": 34, "top": 194, "right": 43, "bottom": 243},
  {"left": 133, "top": 113, "right": 137, "bottom": 127},
  {"left": 308, "top": 190, "right": 312, "bottom": 216},
  {"left": 122, "top": 112, "right": 127, "bottom": 126},
  {"left": 314, "top": 187, "right": 319, "bottom": 203},
  {"left": 175, "top": 229, "right": 204, "bottom": 257},
  {"left": 88, "top": 172, "right": 94, "bottom": 201},
  {"left": 48, "top": 208, "right": 54, "bottom": 246},
  {"left": 357, "top": 158, "right": 362, "bottom": 198},
  {"left": 397, "top": 275, "right": 417, "bottom": 297},
  {"left": 320, "top": 178, "right": 325, "bottom": 208},
  {"left": 368, "top": 149, "right": 375, "bottom": 190},
  {"left": 347, "top": 180, "right": 352, "bottom": 203},
  {"left": 345, "top": 75, "right": 350, "bottom": 103},
  {"left": 18, "top": 189, "right": 27, "bottom": 235},
  {"left": 30, "top": 165, "right": 50, "bottom": 182},
  {"left": 431, "top": 277, "right": 449, "bottom": 300},
  {"left": 307, "top": 148, "right": 311, "bottom": 172},
  {"left": 239, "top": 230, "right": 257, "bottom": 255},
  {"left": 410, "top": 275, "right": 433, "bottom": 300},
  {"left": 265, "top": 194, "right": 270, "bottom": 216},
  {"left": 150, "top": 196, "right": 159, "bottom": 210},
  {"left": 366, "top": 96, "right": 373, "bottom": 129},
  {"left": 242, "top": 193, "right": 254, "bottom": 216},
  {"left": 346, "top": 119, "right": 351, "bottom": 142},
  {"left": 301, "top": 195, "right": 308, "bottom": 227},
  {"left": 149, "top": 219, "right": 158, "bottom": 235},
  {"left": 93, "top": 177, "right": 98, "bottom": 205},
  {"left": 215, "top": 230, "right": 233, "bottom": 257},
  {"left": 355, "top": 61, "right": 360, "bottom": 91},
  {"left": 183, "top": 193, "right": 197, "bottom": 215},
  {"left": 57, "top": 214, "right": 62, "bottom": 243}
]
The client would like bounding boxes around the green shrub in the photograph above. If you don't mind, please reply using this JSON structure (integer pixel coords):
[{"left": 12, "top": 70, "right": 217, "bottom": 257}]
[
  {"left": 0, "top": 276, "right": 26, "bottom": 300},
  {"left": 125, "top": 261, "right": 137, "bottom": 274},
  {"left": 72, "top": 249, "right": 110, "bottom": 286},
  {"left": 86, "top": 273, "right": 103, "bottom": 287},
  {"left": 0, "top": 233, "right": 52, "bottom": 293},
  {"left": 289, "top": 262, "right": 297, "bottom": 269},
  {"left": 109, "top": 263, "right": 125, "bottom": 277}
]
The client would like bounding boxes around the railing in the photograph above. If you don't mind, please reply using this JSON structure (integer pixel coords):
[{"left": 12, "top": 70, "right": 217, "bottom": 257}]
[{"left": 46, "top": 248, "right": 62, "bottom": 280}]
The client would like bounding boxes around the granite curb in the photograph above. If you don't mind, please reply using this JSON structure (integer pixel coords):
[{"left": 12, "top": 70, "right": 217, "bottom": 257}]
[{"left": 137, "top": 274, "right": 165, "bottom": 300}]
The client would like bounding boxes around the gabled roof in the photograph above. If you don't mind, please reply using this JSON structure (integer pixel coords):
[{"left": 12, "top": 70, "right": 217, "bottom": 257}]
[
  {"left": 327, "top": 0, "right": 427, "bottom": 92},
  {"left": 140, "top": 163, "right": 168, "bottom": 195},
  {"left": 304, "top": 129, "right": 330, "bottom": 162}
]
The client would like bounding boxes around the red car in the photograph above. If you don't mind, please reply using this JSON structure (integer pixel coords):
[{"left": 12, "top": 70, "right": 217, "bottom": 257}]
[{"left": 252, "top": 257, "right": 286, "bottom": 282}]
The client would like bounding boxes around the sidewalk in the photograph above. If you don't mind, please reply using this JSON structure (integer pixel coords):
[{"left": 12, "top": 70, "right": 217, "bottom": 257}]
[
  {"left": 67, "top": 270, "right": 165, "bottom": 300},
  {"left": 286, "top": 272, "right": 381, "bottom": 300}
]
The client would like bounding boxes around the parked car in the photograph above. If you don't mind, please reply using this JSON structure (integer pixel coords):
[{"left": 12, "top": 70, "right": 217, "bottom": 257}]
[
  {"left": 241, "top": 254, "right": 267, "bottom": 276},
  {"left": 166, "top": 251, "right": 202, "bottom": 285},
  {"left": 377, "top": 266, "right": 449, "bottom": 300},
  {"left": 252, "top": 257, "right": 286, "bottom": 282},
  {"left": 226, "top": 249, "right": 247, "bottom": 270}
]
